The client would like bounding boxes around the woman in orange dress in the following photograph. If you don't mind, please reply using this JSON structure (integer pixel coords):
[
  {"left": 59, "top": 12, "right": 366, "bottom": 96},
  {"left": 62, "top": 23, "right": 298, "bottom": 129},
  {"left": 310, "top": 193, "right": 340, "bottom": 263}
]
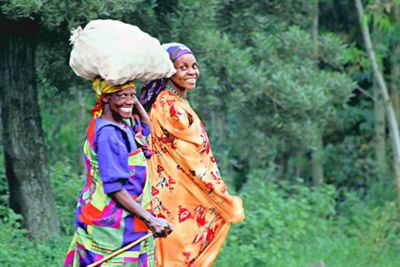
[{"left": 140, "top": 43, "right": 245, "bottom": 266}]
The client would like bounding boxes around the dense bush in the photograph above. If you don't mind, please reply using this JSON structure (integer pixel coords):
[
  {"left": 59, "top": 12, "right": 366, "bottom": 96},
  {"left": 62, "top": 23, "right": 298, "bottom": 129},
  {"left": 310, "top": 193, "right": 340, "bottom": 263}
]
[
  {"left": 0, "top": 157, "right": 80, "bottom": 266},
  {"left": 50, "top": 159, "right": 85, "bottom": 235},
  {"left": 0, "top": 207, "right": 68, "bottom": 267},
  {"left": 216, "top": 169, "right": 400, "bottom": 267}
]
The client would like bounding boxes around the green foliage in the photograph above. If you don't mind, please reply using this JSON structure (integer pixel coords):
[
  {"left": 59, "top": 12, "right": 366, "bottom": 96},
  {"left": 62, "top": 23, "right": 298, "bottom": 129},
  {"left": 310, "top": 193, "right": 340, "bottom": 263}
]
[
  {"left": 1, "top": 0, "right": 158, "bottom": 29},
  {"left": 339, "top": 192, "right": 400, "bottom": 252},
  {"left": 325, "top": 135, "right": 376, "bottom": 188},
  {"left": 216, "top": 170, "right": 400, "bottom": 267},
  {"left": 221, "top": 26, "right": 355, "bottom": 169},
  {"left": 218, "top": 0, "right": 312, "bottom": 43},
  {"left": 39, "top": 83, "right": 90, "bottom": 170},
  {"left": 216, "top": 169, "right": 335, "bottom": 266},
  {"left": 50, "top": 160, "right": 84, "bottom": 235},
  {"left": 0, "top": 157, "right": 82, "bottom": 266},
  {"left": 1, "top": 0, "right": 43, "bottom": 19},
  {"left": 366, "top": 0, "right": 396, "bottom": 33},
  {"left": 0, "top": 207, "right": 68, "bottom": 266},
  {"left": 319, "top": 32, "right": 349, "bottom": 67}
]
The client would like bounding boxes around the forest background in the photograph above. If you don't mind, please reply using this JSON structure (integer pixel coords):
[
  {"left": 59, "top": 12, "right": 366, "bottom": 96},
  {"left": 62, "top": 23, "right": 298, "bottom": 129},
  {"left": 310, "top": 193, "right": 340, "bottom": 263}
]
[{"left": 0, "top": 0, "right": 400, "bottom": 266}]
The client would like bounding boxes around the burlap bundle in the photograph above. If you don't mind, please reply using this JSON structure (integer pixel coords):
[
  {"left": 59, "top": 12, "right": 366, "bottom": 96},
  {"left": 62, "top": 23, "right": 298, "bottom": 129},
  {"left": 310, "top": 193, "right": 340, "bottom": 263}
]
[{"left": 69, "top": 19, "right": 175, "bottom": 85}]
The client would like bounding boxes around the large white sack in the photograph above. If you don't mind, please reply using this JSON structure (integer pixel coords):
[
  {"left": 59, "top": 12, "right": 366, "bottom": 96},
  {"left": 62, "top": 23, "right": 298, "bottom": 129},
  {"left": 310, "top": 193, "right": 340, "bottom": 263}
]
[{"left": 69, "top": 19, "right": 176, "bottom": 85}]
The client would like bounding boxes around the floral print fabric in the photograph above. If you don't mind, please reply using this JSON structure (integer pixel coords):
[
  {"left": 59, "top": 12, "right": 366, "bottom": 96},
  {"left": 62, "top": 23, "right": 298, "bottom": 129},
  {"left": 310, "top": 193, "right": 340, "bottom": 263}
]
[{"left": 148, "top": 89, "right": 245, "bottom": 266}]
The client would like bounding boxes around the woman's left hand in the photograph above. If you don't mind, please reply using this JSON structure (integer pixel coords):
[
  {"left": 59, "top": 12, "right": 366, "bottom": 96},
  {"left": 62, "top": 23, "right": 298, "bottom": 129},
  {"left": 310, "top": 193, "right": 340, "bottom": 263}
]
[{"left": 146, "top": 216, "right": 173, "bottom": 238}]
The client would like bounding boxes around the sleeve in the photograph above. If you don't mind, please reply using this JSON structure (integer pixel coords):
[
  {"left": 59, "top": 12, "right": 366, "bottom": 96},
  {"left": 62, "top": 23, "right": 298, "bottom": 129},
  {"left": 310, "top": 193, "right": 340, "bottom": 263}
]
[
  {"left": 141, "top": 123, "right": 150, "bottom": 137},
  {"left": 154, "top": 99, "right": 245, "bottom": 223},
  {"left": 156, "top": 99, "right": 208, "bottom": 178},
  {"left": 96, "top": 126, "right": 131, "bottom": 194},
  {"left": 130, "top": 116, "right": 150, "bottom": 137}
]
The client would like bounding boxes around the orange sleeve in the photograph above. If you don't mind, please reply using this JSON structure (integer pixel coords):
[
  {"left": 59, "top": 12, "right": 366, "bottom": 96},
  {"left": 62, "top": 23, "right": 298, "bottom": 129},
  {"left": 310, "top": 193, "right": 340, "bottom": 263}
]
[
  {"left": 152, "top": 95, "right": 245, "bottom": 223},
  {"left": 155, "top": 98, "right": 208, "bottom": 178}
]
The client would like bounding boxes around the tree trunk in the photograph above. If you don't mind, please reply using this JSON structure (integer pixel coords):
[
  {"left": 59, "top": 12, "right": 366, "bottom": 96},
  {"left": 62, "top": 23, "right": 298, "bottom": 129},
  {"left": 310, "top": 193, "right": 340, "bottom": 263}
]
[
  {"left": 311, "top": 0, "right": 319, "bottom": 59},
  {"left": 0, "top": 18, "right": 60, "bottom": 239},
  {"left": 310, "top": 0, "right": 324, "bottom": 185},
  {"left": 312, "top": 131, "right": 324, "bottom": 186},
  {"left": 355, "top": 0, "right": 400, "bottom": 214},
  {"left": 392, "top": 44, "right": 400, "bottom": 122},
  {"left": 391, "top": 5, "right": 400, "bottom": 121},
  {"left": 371, "top": 28, "right": 387, "bottom": 179},
  {"left": 373, "top": 78, "right": 387, "bottom": 179},
  {"left": 294, "top": 151, "right": 304, "bottom": 178}
]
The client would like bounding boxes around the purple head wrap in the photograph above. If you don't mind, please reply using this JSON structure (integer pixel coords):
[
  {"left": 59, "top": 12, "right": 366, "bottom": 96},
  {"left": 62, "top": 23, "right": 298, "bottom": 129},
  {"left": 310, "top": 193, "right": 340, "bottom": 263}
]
[
  {"left": 163, "top": 42, "right": 193, "bottom": 61},
  {"left": 139, "top": 43, "right": 193, "bottom": 110}
]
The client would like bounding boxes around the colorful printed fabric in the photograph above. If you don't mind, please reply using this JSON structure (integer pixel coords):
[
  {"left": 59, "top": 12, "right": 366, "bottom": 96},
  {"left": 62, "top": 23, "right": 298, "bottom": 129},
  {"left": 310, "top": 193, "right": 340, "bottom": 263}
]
[
  {"left": 64, "top": 117, "right": 154, "bottom": 267},
  {"left": 92, "top": 78, "right": 135, "bottom": 96},
  {"left": 148, "top": 89, "right": 245, "bottom": 266}
]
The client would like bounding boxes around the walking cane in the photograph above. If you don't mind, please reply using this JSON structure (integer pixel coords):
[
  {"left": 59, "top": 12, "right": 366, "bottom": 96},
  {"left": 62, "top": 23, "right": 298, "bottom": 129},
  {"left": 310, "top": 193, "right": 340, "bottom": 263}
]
[{"left": 88, "top": 232, "right": 153, "bottom": 267}]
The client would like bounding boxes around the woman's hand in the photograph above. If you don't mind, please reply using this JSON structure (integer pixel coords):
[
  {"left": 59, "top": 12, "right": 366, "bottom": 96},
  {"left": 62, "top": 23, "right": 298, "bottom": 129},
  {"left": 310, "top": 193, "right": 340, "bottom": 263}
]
[
  {"left": 112, "top": 190, "right": 172, "bottom": 237},
  {"left": 145, "top": 216, "right": 173, "bottom": 238},
  {"left": 132, "top": 94, "right": 152, "bottom": 131},
  {"left": 131, "top": 94, "right": 141, "bottom": 108}
]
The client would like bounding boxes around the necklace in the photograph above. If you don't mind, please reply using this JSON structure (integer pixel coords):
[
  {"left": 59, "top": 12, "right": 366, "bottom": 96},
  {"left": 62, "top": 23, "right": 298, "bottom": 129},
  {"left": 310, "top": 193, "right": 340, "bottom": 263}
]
[{"left": 165, "top": 84, "right": 187, "bottom": 101}]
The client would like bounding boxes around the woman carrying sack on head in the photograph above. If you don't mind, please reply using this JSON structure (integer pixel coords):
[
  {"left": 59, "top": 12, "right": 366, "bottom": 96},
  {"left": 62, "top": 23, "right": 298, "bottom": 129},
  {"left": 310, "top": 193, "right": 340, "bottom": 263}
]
[
  {"left": 64, "top": 79, "right": 172, "bottom": 267},
  {"left": 140, "top": 43, "right": 245, "bottom": 266}
]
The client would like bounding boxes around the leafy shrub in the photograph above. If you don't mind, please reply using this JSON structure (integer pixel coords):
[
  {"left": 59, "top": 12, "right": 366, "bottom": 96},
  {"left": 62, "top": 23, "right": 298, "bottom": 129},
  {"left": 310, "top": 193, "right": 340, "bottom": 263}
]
[
  {"left": 216, "top": 169, "right": 336, "bottom": 266},
  {"left": 216, "top": 169, "right": 400, "bottom": 267},
  {"left": 0, "top": 207, "right": 68, "bottom": 267},
  {"left": 50, "top": 159, "right": 84, "bottom": 235}
]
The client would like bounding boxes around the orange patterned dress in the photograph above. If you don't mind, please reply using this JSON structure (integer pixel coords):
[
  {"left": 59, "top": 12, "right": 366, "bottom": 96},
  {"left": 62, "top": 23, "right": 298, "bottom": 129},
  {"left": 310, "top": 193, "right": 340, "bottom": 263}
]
[{"left": 148, "top": 89, "right": 245, "bottom": 266}]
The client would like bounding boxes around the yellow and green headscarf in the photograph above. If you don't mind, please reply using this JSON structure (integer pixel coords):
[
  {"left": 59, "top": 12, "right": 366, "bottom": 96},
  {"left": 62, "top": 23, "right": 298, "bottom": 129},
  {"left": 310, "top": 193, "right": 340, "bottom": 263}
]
[{"left": 91, "top": 78, "right": 135, "bottom": 117}]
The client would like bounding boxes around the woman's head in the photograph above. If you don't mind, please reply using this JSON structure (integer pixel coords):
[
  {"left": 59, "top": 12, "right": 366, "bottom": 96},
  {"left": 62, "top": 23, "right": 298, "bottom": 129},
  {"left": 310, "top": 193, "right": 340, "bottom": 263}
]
[
  {"left": 91, "top": 78, "right": 136, "bottom": 120},
  {"left": 139, "top": 43, "right": 199, "bottom": 109},
  {"left": 101, "top": 86, "right": 136, "bottom": 121},
  {"left": 163, "top": 43, "right": 200, "bottom": 91}
]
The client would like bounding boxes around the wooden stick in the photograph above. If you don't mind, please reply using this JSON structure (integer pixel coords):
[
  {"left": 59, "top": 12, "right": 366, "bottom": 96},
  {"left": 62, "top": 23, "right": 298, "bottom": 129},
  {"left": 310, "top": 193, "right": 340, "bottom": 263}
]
[{"left": 88, "top": 233, "right": 153, "bottom": 267}]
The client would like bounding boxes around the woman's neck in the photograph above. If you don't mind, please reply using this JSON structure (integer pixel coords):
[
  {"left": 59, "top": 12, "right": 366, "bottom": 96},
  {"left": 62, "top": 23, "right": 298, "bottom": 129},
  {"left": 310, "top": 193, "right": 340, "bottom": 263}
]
[
  {"left": 101, "top": 107, "right": 124, "bottom": 125},
  {"left": 167, "top": 80, "right": 187, "bottom": 98}
]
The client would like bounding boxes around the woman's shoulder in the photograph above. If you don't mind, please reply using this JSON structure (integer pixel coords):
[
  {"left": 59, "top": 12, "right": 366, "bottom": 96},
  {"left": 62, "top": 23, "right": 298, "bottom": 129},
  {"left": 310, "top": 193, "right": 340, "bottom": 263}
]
[
  {"left": 94, "top": 118, "right": 132, "bottom": 140},
  {"left": 95, "top": 118, "right": 123, "bottom": 130},
  {"left": 157, "top": 89, "right": 179, "bottom": 104},
  {"left": 152, "top": 90, "right": 197, "bottom": 131},
  {"left": 155, "top": 90, "right": 190, "bottom": 112}
]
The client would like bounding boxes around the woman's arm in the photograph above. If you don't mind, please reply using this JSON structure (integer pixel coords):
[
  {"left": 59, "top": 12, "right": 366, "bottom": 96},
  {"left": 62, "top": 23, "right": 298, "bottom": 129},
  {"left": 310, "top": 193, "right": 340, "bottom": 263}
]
[
  {"left": 133, "top": 95, "right": 152, "bottom": 132},
  {"left": 111, "top": 189, "right": 173, "bottom": 237},
  {"left": 96, "top": 127, "right": 171, "bottom": 236},
  {"left": 154, "top": 96, "right": 245, "bottom": 223}
]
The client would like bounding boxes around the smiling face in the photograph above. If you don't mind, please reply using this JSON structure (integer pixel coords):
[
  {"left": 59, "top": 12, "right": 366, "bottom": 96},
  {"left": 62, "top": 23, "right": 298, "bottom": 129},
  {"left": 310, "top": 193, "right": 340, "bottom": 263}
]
[
  {"left": 170, "top": 54, "right": 200, "bottom": 91},
  {"left": 103, "top": 87, "right": 136, "bottom": 122}
]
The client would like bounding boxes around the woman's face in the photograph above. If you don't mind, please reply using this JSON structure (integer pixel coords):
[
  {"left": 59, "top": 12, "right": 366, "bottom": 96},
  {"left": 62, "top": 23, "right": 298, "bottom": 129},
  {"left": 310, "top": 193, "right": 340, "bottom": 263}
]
[
  {"left": 170, "top": 54, "right": 200, "bottom": 90},
  {"left": 106, "top": 87, "right": 136, "bottom": 120}
]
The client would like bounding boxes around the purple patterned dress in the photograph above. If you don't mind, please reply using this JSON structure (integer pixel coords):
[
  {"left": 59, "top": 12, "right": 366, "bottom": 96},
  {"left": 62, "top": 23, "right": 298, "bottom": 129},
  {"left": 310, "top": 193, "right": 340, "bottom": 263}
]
[{"left": 64, "top": 117, "right": 154, "bottom": 267}]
